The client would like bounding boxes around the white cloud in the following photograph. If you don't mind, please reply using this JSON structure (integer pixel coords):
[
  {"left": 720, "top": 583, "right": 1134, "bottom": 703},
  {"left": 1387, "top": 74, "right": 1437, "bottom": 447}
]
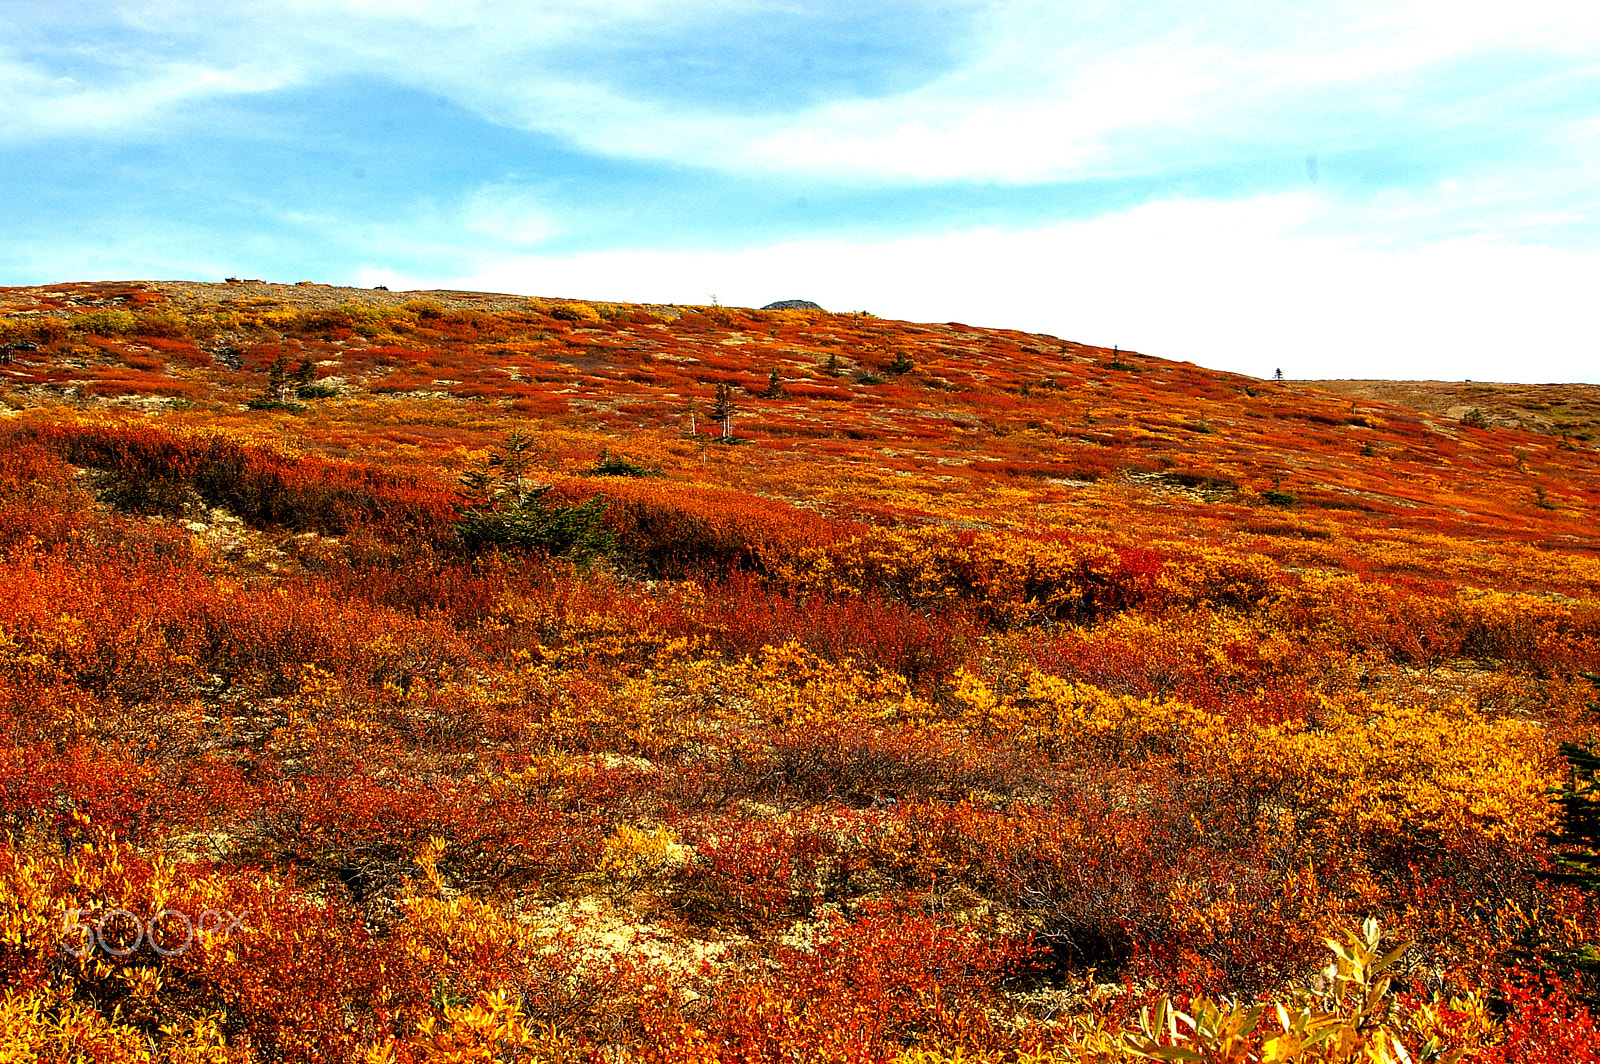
[
  {"left": 0, "top": 50, "right": 298, "bottom": 140},
  {"left": 365, "top": 193, "right": 1600, "bottom": 383},
  {"left": 720, "top": 43, "right": 1216, "bottom": 182},
  {"left": 417, "top": 0, "right": 1600, "bottom": 182},
  {"left": 6, "top": 0, "right": 1597, "bottom": 383},
  {"left": 460, "top": 184, "right": 558, "bottom": 248}
]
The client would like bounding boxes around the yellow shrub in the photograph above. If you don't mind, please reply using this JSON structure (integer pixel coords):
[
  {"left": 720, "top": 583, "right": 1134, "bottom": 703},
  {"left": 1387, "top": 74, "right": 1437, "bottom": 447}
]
[
  {"left": 1158, "top": 546, "right": 1281, "bottom": 611},
  {"left": 363, "top": 989, "right": 540, "bottom": 1064},
  {"left": 0, "top": 988, "right": 240, "bottom": 1062},
  {"left": 599, "top": 824, "right": 688, "bottom": 886},
  {"left": 546, "top": 302, "right": 602, "bottom": 324},
  {"left": 1242, "top": 698, "right": 1558, "bottom": 850},
  {"left": 776, "top": 527, "right": 1129, "bottom": 625},
  {"left": 895, "top": 921, "right": 1485, "bottom": 1063},
  {"left": 701, "top": 641, "right": 916, "bottom": 728},
  {"left": 1019, "top": 673, "right": 1228, "bottom": 759}
]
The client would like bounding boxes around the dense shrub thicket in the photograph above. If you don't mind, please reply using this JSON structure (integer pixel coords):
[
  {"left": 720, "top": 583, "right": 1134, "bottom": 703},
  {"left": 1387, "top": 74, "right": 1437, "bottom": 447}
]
[{"left": 3, "top": 284, "right": 1600, "bottom": 1060}]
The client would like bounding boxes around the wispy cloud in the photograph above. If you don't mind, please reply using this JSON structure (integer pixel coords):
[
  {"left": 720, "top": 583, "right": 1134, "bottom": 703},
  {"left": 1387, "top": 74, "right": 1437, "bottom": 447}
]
[
  {"left": 369, "top": 193, "right": 1600, "bottom": 384},
  {"left": 13, "top": 2, "right": 1596, "bottom": 179}
]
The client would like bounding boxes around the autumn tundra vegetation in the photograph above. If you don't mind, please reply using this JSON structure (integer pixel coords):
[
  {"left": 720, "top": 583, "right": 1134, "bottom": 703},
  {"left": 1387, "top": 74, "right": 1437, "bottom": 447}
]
[{"left": 3, "top": 279, "right": 1600, "bottom": 1061}]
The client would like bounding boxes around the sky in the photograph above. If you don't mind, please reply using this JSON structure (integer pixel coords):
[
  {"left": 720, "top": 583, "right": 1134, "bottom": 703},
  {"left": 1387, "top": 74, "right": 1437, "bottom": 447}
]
[{"left": 2, "top": 1, "right": 1598, "bottom": 382}]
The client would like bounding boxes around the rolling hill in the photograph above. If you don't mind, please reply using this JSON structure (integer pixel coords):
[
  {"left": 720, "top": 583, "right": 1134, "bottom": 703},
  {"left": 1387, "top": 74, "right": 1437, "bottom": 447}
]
[
  {"left": 2, "top": 279, "right": 1598, "bottom": 1061},
  {"left": 1304, "top": 378, "right": 1600, "bottom": 441}
]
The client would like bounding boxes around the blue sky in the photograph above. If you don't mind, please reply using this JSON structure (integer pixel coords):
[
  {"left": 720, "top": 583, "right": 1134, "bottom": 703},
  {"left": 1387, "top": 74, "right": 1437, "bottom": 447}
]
[{"left": 2, "top": 1, "right": 1598, "bottom": 381}]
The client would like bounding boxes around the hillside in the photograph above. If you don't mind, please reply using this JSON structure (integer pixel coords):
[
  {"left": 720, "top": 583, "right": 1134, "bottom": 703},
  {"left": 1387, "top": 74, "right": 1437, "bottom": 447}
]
[
  {"left": 6, "top": 280, "right": 1600, "bottom": 568},
  {"left": 1304, "top": 378, "right": 1600, "bottom": 441},
  {"left": 2, "top": 280, "right": 1599, "bottom": 1060}
]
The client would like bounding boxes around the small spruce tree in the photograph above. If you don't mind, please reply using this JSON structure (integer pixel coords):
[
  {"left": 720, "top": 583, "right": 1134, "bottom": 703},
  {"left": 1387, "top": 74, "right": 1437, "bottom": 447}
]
[
  {"left": 710, "top": 382, "right": 736, "bottom": 438},
  {"left": 454, "top": 431, "right": 613, "bottom": 563},
  {"left": 266, "top": 350, "right": 290, "bottom": 404}
]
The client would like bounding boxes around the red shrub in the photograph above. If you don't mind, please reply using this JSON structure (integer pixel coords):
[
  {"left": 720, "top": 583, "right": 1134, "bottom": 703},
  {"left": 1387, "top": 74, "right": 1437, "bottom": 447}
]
[
  {"left": 1480, "top": 974, "right": 1600, "bottom": 1063},
  {"left": 8, "top": 421, "right": 456, "bottom": 538},
  {"left": 694, "top": 572, "right": 982, "bottom": 684}
]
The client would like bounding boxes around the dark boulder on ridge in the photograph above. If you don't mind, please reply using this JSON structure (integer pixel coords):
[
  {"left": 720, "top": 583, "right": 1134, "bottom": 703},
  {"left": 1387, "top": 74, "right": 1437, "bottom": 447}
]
[{"left": 762, "top": 299, "right": 824, "bottom": 311}]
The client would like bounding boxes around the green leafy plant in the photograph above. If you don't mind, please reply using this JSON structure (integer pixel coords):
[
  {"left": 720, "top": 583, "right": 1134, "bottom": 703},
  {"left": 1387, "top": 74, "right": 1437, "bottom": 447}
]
[
  {"left": 71, "top": 309, "right": 137, "bottom": 336},
  {"left": 1260, "top": 477, "right": 1297, "bottom": 508},
  {"left": 246, "top": 396, "right": 304, "bottom": 411},
  {"left": 583, "top": 448, "right": 662, "bottom": 478},
  {"left": 247, "top": 349, "right": 305, "bottom": 409},
  {"left": 763, "top": 368, "right": 786, "bottom": 399},
  {"left": 1548, "top": 739, "right": 1600, "bottom": 893},
  {"left": 711, "top": 382, "right": 737, "bottom": 437}
]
